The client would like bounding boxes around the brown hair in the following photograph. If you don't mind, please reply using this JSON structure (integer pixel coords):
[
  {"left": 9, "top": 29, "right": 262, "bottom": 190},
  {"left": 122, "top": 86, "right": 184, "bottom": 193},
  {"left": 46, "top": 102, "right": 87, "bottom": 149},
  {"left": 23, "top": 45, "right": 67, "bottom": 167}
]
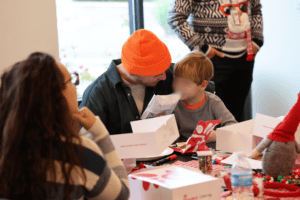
[
  {"left": 0, "top": 52, "right": 86, "bottom": 200},
  {"left": 174, "top": 50, "right": 213, "bottom": 85}
]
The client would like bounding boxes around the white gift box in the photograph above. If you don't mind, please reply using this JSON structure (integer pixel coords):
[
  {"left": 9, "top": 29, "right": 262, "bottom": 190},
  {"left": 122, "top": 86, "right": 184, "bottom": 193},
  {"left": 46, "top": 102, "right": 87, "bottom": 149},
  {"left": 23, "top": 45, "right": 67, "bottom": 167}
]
[
  {"left": 216, "top": 113, "right": 300, "bottom": 156},
  {"left": 110, "top": 114, "right": 180, "bottom": 159},
  {"left": 128, "top": 165, "right": 220, "bottom": 200}
]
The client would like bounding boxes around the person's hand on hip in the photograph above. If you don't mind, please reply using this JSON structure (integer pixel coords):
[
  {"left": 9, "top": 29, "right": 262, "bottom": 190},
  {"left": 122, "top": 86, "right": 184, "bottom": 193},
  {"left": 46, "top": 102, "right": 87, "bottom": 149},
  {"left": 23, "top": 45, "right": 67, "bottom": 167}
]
[
  {"left": 252, "top": 42, "right": 259, "bottom": 55},
  {"left": 206, "top": 47, "right": 225, "bottom": 59}
]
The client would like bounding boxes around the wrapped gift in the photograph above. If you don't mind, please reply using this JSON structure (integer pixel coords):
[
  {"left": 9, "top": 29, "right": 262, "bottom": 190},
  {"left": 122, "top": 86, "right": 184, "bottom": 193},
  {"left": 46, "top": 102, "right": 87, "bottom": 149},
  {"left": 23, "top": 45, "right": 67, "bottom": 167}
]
[{"left": 128, "top": 165, "right": 220, "bottom": 200}]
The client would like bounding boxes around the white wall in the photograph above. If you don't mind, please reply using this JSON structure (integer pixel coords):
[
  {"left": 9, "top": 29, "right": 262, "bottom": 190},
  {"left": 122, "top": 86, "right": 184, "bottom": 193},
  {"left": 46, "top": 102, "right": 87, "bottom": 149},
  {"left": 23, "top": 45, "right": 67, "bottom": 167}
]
[
  {"left": 0, "top": 0, "right": 59, "bottom": 75},
  {"left": 252, "top": 0, "right": 300, "bottom": 118}
]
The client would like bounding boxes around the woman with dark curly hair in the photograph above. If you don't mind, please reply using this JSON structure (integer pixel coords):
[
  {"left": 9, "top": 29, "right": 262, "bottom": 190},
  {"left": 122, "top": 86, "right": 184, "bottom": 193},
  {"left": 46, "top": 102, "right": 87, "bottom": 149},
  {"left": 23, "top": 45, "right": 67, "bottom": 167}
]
[{"left": 0, "top": 52, "right": 130, "bottom": 200}]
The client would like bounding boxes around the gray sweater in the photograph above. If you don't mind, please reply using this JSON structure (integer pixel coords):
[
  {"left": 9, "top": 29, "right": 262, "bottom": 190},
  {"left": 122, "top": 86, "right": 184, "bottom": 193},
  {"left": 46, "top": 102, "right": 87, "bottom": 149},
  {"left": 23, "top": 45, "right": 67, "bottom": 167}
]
[{"left": 174, "top": 92, "right": 237, "bottom": 141}]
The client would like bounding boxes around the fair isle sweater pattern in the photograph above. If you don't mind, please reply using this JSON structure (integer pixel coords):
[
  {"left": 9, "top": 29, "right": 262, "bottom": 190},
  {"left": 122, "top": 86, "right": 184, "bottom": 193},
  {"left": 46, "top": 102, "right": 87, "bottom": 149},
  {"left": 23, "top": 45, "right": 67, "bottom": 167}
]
[{"left": 167, "top": 0, "right": 263, "bottom": 54}]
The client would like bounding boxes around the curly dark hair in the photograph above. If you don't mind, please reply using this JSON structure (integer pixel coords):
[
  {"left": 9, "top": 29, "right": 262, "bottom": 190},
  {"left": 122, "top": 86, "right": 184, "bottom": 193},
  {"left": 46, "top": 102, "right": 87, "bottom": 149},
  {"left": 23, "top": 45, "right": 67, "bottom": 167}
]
[{"left": 0, "top": 52, "right": 86, "bottom": 200}]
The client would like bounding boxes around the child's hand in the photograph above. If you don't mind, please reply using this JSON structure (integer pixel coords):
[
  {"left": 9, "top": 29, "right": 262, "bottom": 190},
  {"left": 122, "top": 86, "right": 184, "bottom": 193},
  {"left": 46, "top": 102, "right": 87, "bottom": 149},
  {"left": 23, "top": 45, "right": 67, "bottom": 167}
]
[
  {"left": 206, "top": 47, "right": 225, "bottom": 59},
  {"left": 207, "top": 130, "right": 216, "bottom": 143},
  {"left": 73, "top": 107, "right": 97, "bottom": 130},
  {"left": 155, "top": 113, "right": 165, "bottom": 117}
]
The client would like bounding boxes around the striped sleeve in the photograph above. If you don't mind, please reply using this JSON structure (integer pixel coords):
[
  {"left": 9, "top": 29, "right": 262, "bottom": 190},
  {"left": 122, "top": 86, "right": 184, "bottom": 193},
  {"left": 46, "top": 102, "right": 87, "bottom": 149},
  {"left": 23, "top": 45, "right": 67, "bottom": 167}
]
[
  {"left": 167, "top": 0, "right": 206, "bottom": 51},
  {"left": 250, "top": 0, "right": 264, "bottom": 47},
  {"left": 85, "top": 117, "right": 130, "bottom": 199}
]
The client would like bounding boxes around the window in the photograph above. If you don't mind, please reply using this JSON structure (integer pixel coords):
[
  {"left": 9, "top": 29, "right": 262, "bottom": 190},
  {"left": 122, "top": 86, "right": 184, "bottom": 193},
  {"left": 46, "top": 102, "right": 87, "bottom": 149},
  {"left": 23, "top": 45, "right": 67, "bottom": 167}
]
[
  {"left": 143, "top": 0, "right": 189, "bottom": 63},
  {"left": 56, "top": 0, "right": 130, "bottom": 98},
  {"left": 56, "top": 0, "right": 189, "bottom": 98}
]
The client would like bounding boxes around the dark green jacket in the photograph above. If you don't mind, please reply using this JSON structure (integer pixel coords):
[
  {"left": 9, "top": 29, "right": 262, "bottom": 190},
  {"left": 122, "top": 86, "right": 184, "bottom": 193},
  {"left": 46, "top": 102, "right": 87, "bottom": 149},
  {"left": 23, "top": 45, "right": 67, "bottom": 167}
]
[{"left": 80, "top": 59, "right": 174, "bottom": 135}]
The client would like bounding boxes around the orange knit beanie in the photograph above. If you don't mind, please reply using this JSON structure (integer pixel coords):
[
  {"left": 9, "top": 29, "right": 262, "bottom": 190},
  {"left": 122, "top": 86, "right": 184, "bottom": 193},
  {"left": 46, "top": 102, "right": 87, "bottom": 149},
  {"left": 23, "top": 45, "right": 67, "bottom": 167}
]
[{"left": 121, "top": 29, "right": 171, "bottom": 76}]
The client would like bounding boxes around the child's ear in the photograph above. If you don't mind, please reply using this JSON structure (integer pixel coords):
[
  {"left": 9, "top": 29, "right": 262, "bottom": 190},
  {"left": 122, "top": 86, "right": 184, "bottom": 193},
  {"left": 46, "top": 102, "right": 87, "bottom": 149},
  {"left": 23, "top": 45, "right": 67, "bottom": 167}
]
[{"left": 200, "top": 80, "right": 208, "bottom": 90}]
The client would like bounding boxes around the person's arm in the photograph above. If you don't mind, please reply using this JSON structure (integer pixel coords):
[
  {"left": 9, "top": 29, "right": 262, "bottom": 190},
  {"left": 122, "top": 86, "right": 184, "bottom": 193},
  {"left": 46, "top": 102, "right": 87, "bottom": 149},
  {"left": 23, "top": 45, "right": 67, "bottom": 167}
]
[
  {"left": 88, "top": 117, "right": 130, "bottom": 188},
  {"left": 250, "top": 138, "right": 272, "bottom": 159},
  {"left": 207, "top": 130, "right": 216, "bottom": 143},
  {"left": 74, "top": 108, "right": 130, "bottom": 200},
  {"left": 207, "top": 97, "right": 237, "bottom": 142},
  {"left": 250, "top": 0, "right": 264, "bottom": 51},
  {"left": 167, "top": 0, "right": 208, "bottom": 53},
  {"left": 80, "top": 83, "right": 109, "bottom": 127},
  {"left": 212, "top": 98, "right": 237, "bottom": 127}
]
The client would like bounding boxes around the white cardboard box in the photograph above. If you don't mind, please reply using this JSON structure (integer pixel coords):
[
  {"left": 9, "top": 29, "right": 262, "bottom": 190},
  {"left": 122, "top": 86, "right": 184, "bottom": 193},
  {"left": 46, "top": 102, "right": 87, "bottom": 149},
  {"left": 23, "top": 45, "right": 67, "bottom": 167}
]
[
  {"left": 216, "top": 113, "right": 300, "bottom": 156},
  {"left": 110, "top": 114, "right": 180, "bottom": 159},
  {"left": 253, "top": 113, "right": 300, "bottom": 143},
  {"left": 128, "top": 165, "right": 220, "bottom": 200}
]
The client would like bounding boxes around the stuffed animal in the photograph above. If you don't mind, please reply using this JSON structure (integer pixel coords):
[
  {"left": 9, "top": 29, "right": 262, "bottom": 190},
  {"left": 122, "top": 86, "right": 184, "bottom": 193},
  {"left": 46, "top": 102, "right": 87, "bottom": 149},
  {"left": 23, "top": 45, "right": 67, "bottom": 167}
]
[{"left": 251, "top": 93, "right": 300, "bottom": 177}]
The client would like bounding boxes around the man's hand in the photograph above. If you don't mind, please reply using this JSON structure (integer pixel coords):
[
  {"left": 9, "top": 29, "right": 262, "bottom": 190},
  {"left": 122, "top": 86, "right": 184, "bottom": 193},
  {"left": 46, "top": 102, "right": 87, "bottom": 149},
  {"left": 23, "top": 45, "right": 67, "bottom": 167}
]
[
  {"left": 252, "top": 42, "right": 259, "bottom": 55},
  {"left": 206, "top": 47, "right": 225, "bottom": 59},
  {"left": 73, "top": 107, "right": 97, "bottom": 130}
]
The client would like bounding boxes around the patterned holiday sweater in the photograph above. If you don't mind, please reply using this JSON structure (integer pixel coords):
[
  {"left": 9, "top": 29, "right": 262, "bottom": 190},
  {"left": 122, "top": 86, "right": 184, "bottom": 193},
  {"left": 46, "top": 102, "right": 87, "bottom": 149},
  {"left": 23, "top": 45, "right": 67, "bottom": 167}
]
[{"left": 168, "top": 0, "right": 264, "bottom": 57}]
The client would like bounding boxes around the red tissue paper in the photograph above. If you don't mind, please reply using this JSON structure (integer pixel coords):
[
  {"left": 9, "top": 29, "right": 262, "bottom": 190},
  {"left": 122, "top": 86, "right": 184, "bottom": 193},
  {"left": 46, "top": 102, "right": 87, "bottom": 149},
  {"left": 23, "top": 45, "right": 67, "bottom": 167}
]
[{"left": 170, "top": 119, "right": 221, "bottom": 154}]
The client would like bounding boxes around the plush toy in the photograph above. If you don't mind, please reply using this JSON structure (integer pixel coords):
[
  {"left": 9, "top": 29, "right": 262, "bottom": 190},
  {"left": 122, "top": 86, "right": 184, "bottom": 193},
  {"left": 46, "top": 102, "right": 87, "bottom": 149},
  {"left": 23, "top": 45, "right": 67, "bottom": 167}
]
[{"left": 251, "top": 93, "right": 300, "bottom": 177}]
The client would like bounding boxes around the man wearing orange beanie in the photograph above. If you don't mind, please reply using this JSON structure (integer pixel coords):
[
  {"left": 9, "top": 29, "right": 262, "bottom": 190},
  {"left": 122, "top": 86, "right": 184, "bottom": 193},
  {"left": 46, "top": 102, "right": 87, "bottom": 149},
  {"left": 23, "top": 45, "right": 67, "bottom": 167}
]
[{"left": 79, "top": 29, "right": 174, "bottom": 135}]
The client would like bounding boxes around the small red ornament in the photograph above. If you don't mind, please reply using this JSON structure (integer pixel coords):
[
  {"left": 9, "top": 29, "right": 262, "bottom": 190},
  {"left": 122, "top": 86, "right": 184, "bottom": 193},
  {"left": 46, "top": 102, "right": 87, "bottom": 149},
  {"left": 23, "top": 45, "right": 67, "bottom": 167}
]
[
  {"left": 266, "top": 175, "right": 271, "bottom": 180},
  {"left": 257, "top": 173, "right": 263, "bottom": 178},
  {"left": 215, "top": 158, "right": 221, "bottom": 164}
]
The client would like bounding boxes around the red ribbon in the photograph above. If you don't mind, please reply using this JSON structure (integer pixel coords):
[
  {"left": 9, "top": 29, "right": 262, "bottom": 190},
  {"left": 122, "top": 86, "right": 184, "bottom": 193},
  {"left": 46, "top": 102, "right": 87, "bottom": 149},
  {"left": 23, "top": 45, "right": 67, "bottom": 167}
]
[{"left": 263, "top": 182, "right": 300, "bottom": 197}]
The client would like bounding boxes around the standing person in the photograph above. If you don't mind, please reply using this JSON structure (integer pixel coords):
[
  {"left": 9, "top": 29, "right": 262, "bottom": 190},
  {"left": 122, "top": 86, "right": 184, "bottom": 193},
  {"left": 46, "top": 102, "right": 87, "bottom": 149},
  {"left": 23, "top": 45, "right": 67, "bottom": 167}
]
[
  {"left": 168, "top": 0, "right": 264, "bottom": 122},
  {"left": 0, "top": 52, "right": 129, "bottom": 200}
]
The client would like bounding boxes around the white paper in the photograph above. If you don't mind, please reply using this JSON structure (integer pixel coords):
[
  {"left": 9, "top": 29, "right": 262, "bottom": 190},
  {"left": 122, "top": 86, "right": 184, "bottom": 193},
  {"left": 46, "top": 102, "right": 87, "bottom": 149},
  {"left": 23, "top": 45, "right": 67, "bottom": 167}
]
[
  {"left": 221, "top": 153, "right": 262, "bottom": 169},
  {"left": 140, "top": 93, "right": 181, "bottom": 119},
  {"left": 253, "top": 113, "right": 282, "bottom": 138},
  {"left": 110, "top": 132, "right": 159, "bottom": 159}
]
